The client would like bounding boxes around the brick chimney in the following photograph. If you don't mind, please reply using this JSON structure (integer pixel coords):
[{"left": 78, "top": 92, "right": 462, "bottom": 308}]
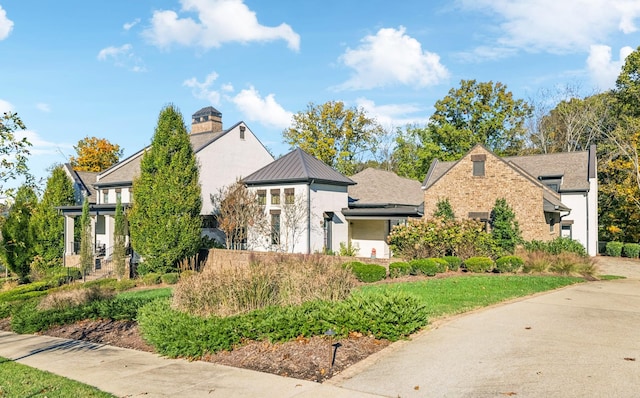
[{"left": 191, "top": 106, "right": 222, "bottom": 134}]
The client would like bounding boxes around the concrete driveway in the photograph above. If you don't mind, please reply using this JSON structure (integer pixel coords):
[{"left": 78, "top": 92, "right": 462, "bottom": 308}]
[{"left": 329, "top": 257, "right": 640, "bottom": 397}]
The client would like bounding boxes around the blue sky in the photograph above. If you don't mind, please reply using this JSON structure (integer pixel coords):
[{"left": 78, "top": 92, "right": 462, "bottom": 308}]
[{"left": 1, "top": 0, "right": 639, "bottom": 188}]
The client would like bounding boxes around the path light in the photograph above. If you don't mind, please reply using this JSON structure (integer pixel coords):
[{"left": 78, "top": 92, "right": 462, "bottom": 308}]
[{"left": 324, "top": 329, "right": 342, "bottom": 368}]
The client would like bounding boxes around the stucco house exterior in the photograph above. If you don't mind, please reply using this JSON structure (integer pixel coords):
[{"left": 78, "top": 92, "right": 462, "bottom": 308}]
[
  {"left": 342, "top": 168, "right": 424, "bottom": 258},
  {"left": 243, "top": 148, "right": 355, "bottom": 254},
  {"left": 422, "top": 144, "right": 598, "bottom": 256},
  {"left": 59, "top": 106, "right": 274, "bottom": 263}
]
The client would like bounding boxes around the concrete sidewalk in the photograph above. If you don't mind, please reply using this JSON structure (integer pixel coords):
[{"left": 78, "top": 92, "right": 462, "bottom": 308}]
[
  {"left": 329, "top": 278, "right": 640, "bottom": 397},
  {"left": 0, "top": 332, "right": 382, "bottom": 397}
]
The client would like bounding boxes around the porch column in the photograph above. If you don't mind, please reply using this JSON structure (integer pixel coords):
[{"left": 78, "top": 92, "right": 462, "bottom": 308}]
[{"left": 64, "top": 215, "right": 75, "bottom": 256}]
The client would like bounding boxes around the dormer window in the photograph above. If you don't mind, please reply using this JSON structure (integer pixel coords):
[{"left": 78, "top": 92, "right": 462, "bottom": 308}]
[
  {"left": 538, "top": 175, "right": 563, "bottom": 193},
  {"left": 471, "top": 154, "right": 486, "bottom": 177}
]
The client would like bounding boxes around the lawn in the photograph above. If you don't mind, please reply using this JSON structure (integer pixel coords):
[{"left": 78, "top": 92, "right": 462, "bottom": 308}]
[
  {"left": 0, "top": 356, "right": 114, "bottom": 398},
  {"left": 358, "top": 274, "right": 583, "bottom": 319}
]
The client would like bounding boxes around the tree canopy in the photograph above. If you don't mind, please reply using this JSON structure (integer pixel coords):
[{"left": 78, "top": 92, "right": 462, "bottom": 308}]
[
  {"left": 69, "top": 136, "right": 123, "bottom": 172},
  {"left": 129, "top": 105, "right": 202, "bottom": 274},
  {"left": 0, "top": 112, "right": 32, "bottom": 197},
  {"left": 283, "top": 101, "right": 384, "bottom": 175},
  {"left": 1, "top": 185, "right": 37, "bottom": 280}
]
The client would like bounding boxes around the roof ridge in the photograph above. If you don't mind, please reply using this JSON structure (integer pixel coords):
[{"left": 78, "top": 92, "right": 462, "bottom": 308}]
[{"left": 297, "top": 148, "right": 311, "bottom": 178}]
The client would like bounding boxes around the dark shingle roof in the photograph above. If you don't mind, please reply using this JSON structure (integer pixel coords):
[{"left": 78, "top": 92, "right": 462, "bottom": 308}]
[
  {"left": 348, "top": 168, "right": 423, "bottom": 206},
  {"left": 243, "top": 148, "right": 356, "bottom": 186},
  {"left": 192, "top": 106, "right": 222, "bottom": 118}
]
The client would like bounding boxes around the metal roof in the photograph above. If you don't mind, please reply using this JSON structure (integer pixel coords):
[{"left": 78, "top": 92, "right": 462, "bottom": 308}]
[
  {"left": 243, "top": 148, "right": 356, "bottom": 186},
  {"left": 192, "top": 106, "right": 222, "bottom": 118}
]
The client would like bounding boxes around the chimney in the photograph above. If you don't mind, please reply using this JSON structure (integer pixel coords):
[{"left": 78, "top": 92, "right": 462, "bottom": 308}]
[{"left": 191, "top": 106, "right": 222, "bottom": 134}]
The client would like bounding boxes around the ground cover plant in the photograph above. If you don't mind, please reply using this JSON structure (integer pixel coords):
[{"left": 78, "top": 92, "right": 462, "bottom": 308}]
[{"left": 0, "top": 356, "right": 114, "bottom": 397}]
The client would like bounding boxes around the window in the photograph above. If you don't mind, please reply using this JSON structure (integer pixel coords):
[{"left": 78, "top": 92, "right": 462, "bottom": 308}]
[
  {"left": 102, "top": 189, "right": 109, "bottom": 204},
  {"left": 471, "top": 154, "right": 486, "bottom": 177},
  {"left": 271, "top": 189, "right": 280, "bottom": 205},
  {"left": 202, "top": 215, "right": 218, "bottom": 229},
  {"left": 538, "top": 175, "right": 563, "bottom": 192},
  {"left": 270, "top": 210, "right": 280, "bottom": 246},
  {"left": 115, "top": 189, "right": 122, "bottom": 202},
  {"left": 257, "top": 190, "right": 266, "bottom": 205},
  {"left": 284, "top": 188, "right": 295, "bottom": 204},
  {"left": 239, "top": 126, "right": 246, "bottom": 140}
]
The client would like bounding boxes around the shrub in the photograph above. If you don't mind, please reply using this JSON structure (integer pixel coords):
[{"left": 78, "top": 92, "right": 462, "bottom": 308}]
[
  {"left": 142, "top": 273, "right": 162, "bottom": 286},
  {"left": 495, "top": 256, "right": 524, "bottom": 273},
  {"left": 622, "top": 243, "right": 640, "bottom": 258},
  {"left": 338, "top": 242, "right": 359, "bottom": 257},
  {"left": 490, "top": 198, "right": 522, "bottom": 254},
  {"left": 409, "top": 258, "right": 446, "bottom": 276},
  {"left": 389, "top": 262, "right": 411, "bottom": 278},
  {"left": 172, "top": 255, "right": 356, "bottom": 317},
  {"left": 345, "top": 262, "right": 387, "bottom": 283},
  {"left": 605, "top": 241, "right": 624, "bottom": 257},
  {"left": 463, "top": 257, "right": 494, "bottom": 273},
  {"left": 161, "top": 273, "right": 180, "bottom": 285},
  {"left": 549, "top": 252, "right": 596, "bottom": 276},
  {"left": 524, "top": 237, "right": 587, "bottom": 257},
  {"left": 442, "top": 256, "right": 462, "bottom": 271}
]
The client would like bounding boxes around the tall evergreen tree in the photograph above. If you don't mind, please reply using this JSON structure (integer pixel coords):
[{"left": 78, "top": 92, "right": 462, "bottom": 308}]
[
  {"left": 129, "top": 105, "right": 202, "bottom": 273},
  {"left": 113, "top": 196, "right": 127, "bottom": 279},
  {"left": 490, "top": 198, "right": 521, "bottom": 254},
  {"left": 0, "top": 185, "right": 37, "bottom": 280},
  {"left": 433, "top": 198, "right": 455, "bottom": 220},
  {"left": 31, "top": 166, "right": 75, "bottom": 262},
  {"left": 79, "top": 197, "right": 93, "bottom": 276}
]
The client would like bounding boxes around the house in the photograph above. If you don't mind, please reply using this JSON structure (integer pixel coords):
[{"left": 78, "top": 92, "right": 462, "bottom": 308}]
[
  {"left": 342, "top": 168, "right": 424, "bottom": 258},
  {"left": 243, "top": 148, "right": 355, "bottom": 254},
  {"left": 421, "top": 144, "right": 598, "bottom": 256},
  {"left": 59, "top": 106, "right": 275, "bottom": 263}
]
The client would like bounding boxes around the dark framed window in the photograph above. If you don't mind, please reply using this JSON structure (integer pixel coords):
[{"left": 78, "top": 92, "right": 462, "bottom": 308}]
[
  {"left": 115, "top": 188, "right": 122, "bottom": 202},
  {"left": 271, "top": 189, "right": 280, "bottom": 205},
  {"left": 257, "top": 190, "right": 266, "bottom": 206},
  {"left": 270, "top": 210, "right": 280, "bottom": 245},
  {"left": 284, "top": 188, "right": 295, "bottom": 204},
  {"left": 201, "top": 215, "right": 218, "bottom": 229},
  {"left": 102, "top": 190, "right": 109, "bottom": 204},
  {"left": 471, "top": 154, "right": 486, "bottom": 177},
  {"left": 239, "top": 126, "right": 246, "bottom": 140}
]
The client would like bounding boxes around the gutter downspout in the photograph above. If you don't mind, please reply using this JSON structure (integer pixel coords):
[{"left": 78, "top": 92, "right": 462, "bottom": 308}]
[{"left": 307, "top": 180, "right": 313, "bottom": 254}]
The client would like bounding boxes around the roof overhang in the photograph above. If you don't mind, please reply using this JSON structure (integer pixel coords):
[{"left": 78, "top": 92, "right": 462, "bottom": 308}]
[
  {"left": 56, "top": 204, "right": 125, "bottom": 216},
  {"left": 342, "top": 205, "right": 423, "bottom": 219}
]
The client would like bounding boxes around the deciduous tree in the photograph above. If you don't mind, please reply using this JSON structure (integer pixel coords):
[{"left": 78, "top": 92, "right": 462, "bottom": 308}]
[
  {"left": 69, "top": 136, "right": 123, "bottom": 172},
  {"left": 1, "top": 185, "right": 37, "bottom": 280},
  {"left": 283, "top": 101, "right": 384, "bottom": 175},
  {"left": 113, "top": 196, "right": 127, "bottom": 279},
  {"left": 0, "top": 112, "right": 32, "bottom": 197},
  {"left": 79, "top": 197, "right": 92, "bottom": 277},
  {"left": 129, "top": 105, "right": 202, "bottom": 273}
]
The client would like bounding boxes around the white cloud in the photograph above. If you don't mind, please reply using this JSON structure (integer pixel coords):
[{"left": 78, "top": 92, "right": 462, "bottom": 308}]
[
  {"left": 336, "top": 27, "right": 449, "bottom": 91},
  {"left": 183, "top": 72, "right": 221, "bottom": 105},
  {"left": 97, "top": 44, "right": 146, "bottom": 72},
  {"left": 0, "top": 98, "right": 14, "bottom": 113},
  {"left": 231, "top": 86, "right": 292, "bottom": 129},
  {"left": 0, "top": 6, "right": 13, "bottom": 40},
  {"left": 143, "top": 0, "right": 300, "bottom": 51},
  {"left": 587, "top": 45, "right": 634, "bottom": 90},
  {"left": 14, "top": 130, "right": 72, "bottom": 156},
  {"left": 458, "top": 0, "right": 640, "bottom": 55},
  {"left": 36, "top": 103, "right": 51, "bottom": 113},
  {"left": 355, "top": 98, "right": 429, "bottom": 130},
  {"left": 123, "top": 18, "right": 141, "bottom": 31}
]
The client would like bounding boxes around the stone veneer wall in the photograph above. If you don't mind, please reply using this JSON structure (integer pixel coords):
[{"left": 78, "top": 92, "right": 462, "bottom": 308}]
[
  {"left": 191, "top": 116, "right": 222, "bottom": 134},
  {"left": 423, "top": 146, "right": 557, "bottom": 241}
]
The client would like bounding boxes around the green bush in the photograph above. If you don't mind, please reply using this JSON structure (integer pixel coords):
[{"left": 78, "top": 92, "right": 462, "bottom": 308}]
[
  {"left": 622, "top": 243, "right": 640, "bottom": 258},
  {"left": 442, "top": 256, "right": 462, "bottom": 271},
  {"left": 463, "top": 257, "right": 495, "bottom": 273},
  {"left": 409, "top": 258, "right": 446, "bottom": 276},
  {"left": 606, "top": 241, "right": 624, "bottom": 257},
  {"left": 142, "top": 272, "right": 162, "bottom": 286},
  {"left": 389, "top": 262, "right": 411, "bottom": 278},
  {"left": 495, "top": 256, "right": 524, "bottom": 273},
  {"left": 524, "top": 237, "right": 586, "bottom": 257},
  {"left": 344, "top": 262, "right": 386, "bottom": 282},
  {"left": 138, "top": 291, "right": 429, "bottom": 359},
  {"left": 161, "top": 273, "right": 180, "bottom": 285}
]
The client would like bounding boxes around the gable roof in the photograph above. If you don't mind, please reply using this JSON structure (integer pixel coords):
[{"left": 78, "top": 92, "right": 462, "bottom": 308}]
[
  {"left": 63, "top": 163, "right": 98, "bottom": 203},
  {"left": 348, "top": 168, "right": 423, "bottom": 206},
  {"left": 192, "top": 106, "right": 221, "bottom": 119},
  {"left": 243, "top": 148, "right": 356, "bottom": 186},
  {"left": 422, "top": 145, "right": 592, "bottom": 192}
]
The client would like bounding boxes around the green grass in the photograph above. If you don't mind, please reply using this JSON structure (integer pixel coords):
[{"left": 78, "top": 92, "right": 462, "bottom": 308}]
[
  {"left": 115, "top": 287, "right": 172, "bottom": 300},
  {"left": 598, "top": 275, "right": 626, "bottom": 280},
  {"left": 357, "top": 275, "right": 583, "bottom": 319},
  {"left": 0, "top": 356, "right": 115, "bottom": 397}
]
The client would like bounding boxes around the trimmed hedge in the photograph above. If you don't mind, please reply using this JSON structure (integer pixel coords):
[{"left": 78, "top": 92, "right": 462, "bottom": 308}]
[
  {"left": 442, "top": 256, "right": 462, "bottom": 272},
  {"left": 142, "top": 273, "right": 162, "bottom": 286},
  {"left": 622, "top": 243, "right": 640, "bottom": 259},
  {"left": 495, "top": 256, "right": 524, "bottom": 273},
  {"left": 389, "top": 262, "right": 411, "bottom": 278},
  {"left": 343, "top": 262, "right": 387, "bottom": 283},
  {"left": 463, "top": 257, "right": 495, "bottom": 273},
  {"left": 606, "top": 241, "right": 624, "bottom": 257},
  {"left": 409, "top": 258, "right": 446, "bottom": 276}
]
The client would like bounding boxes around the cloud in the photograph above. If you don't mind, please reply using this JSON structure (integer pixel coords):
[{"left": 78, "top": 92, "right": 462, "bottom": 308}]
[
  {"left": 142, "top": 0, "right": 300, "bottom": 51},
  {"left": 355, "top": 98, "right": 429, "bottom": 130},
  {"left": 36, "top": 103, "right": 51, "bottom": 113},
  {"left": 458, "top": 0, "right": 640, "bottom": 55},
  {"left": 587, "top": 45, "right": 634, "bottom": 90},
  {"left": 0, "top": 6, "right": 13, "bottom": 40},
  {"left": 231, "top": 86, "right": 293, "bottom": 129},
  {"left": 14, "top": 130, "right": 72, "bottom": 156},
  {"left": 123, "top": 18, "right": 141, "bottom": 31},
  {"left": 183, "top": 72, "right": 222, "bottom": 105},
  {"left": 336, "top": 27, "right": 449, "bottom": 91},
  {"left": 97, "top": 44, "right": 146, "bottom": 72},
  {"left": 0, "top": 98, "right": 14, "bottom": 113}
]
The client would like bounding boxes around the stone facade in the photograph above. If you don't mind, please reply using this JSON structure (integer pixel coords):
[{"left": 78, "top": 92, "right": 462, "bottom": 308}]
[{"left": 423, "top": 145, "right": 558, "bottom": 241}]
